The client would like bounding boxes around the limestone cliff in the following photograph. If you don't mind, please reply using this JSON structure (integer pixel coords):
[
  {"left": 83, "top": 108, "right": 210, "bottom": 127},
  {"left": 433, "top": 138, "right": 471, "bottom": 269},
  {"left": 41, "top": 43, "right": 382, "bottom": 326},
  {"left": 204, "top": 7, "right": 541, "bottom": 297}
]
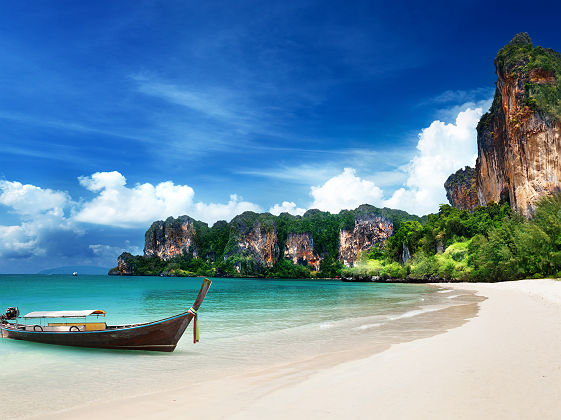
[
  {"left": 444, "top": 167, "right": 479, "bottom": 211},
  {"left": 110, "top": 205, "right": 423, "bottom": 276},
  {"left": 284, "top": 232, "right": 321, "bottom": 270},
  {"left": 144, "top": 216, "right": 198, "bottom": 260},
  {"left": 338, "top": 214, "right": 393, "bottom": 267},
  {"left": 226, "top": 213, "right": 279, "bottom": 268},
  {"left": 110, "top": 252, "right": 134, "bottom": 275},
  {"left": 475, "top": 33, "right": 561, "bottom": 215}
]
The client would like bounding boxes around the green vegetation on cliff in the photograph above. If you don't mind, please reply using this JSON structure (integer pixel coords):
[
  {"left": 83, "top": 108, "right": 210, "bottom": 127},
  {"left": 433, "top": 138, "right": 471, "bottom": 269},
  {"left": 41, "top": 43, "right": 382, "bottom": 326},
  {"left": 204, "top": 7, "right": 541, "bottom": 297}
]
[
  {"left": 495, "top": 32, "right": 561, "bottom": 119},
  {"left": 345, "top": 195, "right": 561, "bottom": 282},
  {"left": 444, "top": 167, "right": 475, "bottom": 193}
]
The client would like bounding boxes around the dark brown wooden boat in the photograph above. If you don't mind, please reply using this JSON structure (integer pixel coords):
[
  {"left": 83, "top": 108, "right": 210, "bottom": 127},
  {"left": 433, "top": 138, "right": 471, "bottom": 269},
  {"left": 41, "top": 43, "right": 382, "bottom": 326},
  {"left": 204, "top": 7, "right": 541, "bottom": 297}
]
[{"left": 0, "top": 278, "right": 211, "bottom": 352}]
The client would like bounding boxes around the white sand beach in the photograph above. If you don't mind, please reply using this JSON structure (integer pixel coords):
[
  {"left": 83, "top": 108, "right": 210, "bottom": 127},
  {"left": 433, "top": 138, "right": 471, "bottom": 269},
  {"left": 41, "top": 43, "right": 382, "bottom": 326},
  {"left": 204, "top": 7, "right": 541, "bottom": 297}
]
[{"left": 42, "top": 279, "right": 561, "bottom": 420}]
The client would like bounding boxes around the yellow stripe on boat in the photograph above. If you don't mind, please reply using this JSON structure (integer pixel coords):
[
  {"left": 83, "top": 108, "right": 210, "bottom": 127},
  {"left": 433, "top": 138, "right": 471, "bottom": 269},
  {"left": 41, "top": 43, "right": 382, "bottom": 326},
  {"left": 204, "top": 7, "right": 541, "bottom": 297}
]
[{"left": 48, "top": 322, "right": 107, "bottom": 331}]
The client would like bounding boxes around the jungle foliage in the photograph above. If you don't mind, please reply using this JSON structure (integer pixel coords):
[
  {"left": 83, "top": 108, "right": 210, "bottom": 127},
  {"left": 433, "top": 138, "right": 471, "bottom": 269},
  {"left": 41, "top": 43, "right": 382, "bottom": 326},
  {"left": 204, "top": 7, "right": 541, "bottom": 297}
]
[{"left": 344, "top": 196, "right": 561, "bottom": 282}]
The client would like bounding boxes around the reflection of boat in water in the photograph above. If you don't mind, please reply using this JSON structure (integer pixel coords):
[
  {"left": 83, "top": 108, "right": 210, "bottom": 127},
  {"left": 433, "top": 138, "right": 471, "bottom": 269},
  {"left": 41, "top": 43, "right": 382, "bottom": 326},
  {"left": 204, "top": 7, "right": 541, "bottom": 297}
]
[
  {"left": 0, "top": 279, "right": 212, "bottom": 352},
  {"left": 72, "top": 272, "right": 78, "bottom": 276}
]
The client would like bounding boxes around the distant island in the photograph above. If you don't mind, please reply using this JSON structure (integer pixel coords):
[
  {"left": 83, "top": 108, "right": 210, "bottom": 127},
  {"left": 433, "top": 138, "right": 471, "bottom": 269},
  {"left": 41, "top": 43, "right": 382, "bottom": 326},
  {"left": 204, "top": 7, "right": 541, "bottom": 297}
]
[{"left": 111, "top": 33, "right": 561, "bottom": 283}]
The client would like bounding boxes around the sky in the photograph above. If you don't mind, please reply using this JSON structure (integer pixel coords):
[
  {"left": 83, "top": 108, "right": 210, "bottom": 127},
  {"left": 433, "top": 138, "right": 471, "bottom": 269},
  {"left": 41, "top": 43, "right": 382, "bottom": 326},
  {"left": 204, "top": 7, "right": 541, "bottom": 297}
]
[{"left": 1, "top": 0, "right": 560, "bottom": 273}]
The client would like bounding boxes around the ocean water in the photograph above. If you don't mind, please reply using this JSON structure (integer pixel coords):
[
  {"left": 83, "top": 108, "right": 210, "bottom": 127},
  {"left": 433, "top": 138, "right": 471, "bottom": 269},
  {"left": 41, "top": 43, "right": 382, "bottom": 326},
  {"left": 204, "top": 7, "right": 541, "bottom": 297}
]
[{"left": 0, "top": 275, "right": 480, "bottom": 418}]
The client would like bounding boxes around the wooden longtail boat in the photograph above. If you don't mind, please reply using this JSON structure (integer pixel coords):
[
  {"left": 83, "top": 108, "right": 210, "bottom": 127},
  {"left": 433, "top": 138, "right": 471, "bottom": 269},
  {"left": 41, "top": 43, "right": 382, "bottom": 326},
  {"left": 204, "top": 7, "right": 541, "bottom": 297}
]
[{"left": 0, "top": 278, "right": 211, "bottom": 352}]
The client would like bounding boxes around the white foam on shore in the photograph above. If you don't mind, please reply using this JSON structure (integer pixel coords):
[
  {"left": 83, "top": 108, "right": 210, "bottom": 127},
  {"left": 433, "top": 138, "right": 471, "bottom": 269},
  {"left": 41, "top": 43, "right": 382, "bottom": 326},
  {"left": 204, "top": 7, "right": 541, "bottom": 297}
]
[
  {"left": 388, "top": 306, "right": 445, "bottom": 321},
  {"left": 319, "top": 322, "right": 334, "bottom": 330},
  {"left": 353, "top": 323, "right": 382, "bottom": 331},
  {"left": 437, "top": 290, "right": 454, "bottom": 293}
]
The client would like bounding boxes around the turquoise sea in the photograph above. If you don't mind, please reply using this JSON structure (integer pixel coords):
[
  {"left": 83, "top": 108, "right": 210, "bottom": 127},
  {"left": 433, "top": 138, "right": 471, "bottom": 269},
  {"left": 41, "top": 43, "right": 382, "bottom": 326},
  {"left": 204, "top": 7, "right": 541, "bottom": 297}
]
[{"left": 0, "top": 275, "right": 479, "bottom": 418}]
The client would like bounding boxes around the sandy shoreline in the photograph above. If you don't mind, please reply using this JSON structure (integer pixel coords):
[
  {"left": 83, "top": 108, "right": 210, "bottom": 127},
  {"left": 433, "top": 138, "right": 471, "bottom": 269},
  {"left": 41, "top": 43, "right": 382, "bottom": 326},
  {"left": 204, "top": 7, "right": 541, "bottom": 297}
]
[{"left": 40, "top": 279, "right": 561, "bottom": 420}]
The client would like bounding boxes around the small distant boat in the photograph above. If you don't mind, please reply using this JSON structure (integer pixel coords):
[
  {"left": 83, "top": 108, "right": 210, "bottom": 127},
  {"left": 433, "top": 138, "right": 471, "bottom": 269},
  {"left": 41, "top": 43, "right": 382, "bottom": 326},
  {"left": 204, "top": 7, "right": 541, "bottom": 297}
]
[
  {"left": 0, "top": 279, "right": 212, "bottom": 352},
  {"left": 72, "top": 272, "right": 78, "bottom": 276}
]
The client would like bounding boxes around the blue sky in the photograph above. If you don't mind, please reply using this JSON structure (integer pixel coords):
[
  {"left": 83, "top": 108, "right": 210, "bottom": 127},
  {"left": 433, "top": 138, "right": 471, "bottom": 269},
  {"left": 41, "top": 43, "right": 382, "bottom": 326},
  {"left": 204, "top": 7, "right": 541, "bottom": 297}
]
[{"left": 1, "top": 0, "right": 560, "bottom": 272}]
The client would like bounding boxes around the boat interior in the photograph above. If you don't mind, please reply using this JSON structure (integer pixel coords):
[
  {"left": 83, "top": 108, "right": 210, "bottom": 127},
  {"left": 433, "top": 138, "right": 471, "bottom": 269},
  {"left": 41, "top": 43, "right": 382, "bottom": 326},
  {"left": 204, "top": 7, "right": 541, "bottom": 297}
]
[{"left": 4, "top": 321, "right": 153, "bottom": 332}]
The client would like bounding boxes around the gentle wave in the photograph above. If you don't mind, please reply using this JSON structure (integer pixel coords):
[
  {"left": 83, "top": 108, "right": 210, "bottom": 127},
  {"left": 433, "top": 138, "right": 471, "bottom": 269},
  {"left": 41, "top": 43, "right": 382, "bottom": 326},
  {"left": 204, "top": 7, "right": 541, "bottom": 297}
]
[
  {"left": 437, "top": 289, "right": 454, "bottom": 293},
  {"left": 388, "top": 306, "right": 445, "bottom": 321},
  {"left": 353, "top": 322, "right": 382, "bottom": 331}
]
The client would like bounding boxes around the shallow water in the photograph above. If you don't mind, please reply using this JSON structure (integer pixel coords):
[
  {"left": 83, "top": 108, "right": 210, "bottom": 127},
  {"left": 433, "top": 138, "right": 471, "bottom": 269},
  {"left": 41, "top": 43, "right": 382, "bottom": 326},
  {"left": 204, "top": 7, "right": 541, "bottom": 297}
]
[{"left": 0, "top": 275, "right": 480, "bottom": 418}]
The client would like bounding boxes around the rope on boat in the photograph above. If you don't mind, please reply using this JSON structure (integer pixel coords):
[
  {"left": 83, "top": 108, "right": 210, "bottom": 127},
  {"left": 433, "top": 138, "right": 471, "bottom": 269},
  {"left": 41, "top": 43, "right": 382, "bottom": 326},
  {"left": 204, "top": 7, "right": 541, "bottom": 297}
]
[{"left": 188, "top": 307, "right": 200, "bottom": 343}]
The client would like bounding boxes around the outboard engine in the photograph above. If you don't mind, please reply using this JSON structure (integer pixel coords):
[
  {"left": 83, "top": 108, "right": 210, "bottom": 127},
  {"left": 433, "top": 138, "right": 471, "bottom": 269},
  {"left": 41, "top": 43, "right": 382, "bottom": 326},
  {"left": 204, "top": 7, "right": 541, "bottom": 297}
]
[{"left": 0, "top": 307, "right": 19, "bottom": 322}]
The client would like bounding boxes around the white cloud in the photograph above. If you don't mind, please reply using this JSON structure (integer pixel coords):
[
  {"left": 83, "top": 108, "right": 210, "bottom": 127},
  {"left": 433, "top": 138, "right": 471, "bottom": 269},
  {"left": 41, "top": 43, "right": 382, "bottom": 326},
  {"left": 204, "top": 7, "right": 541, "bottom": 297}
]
[
  {"left": 269, "top": 201, "right": 306, "bottom": 216},
  {"left": 75, "top": 171, "right": 196, "bottom": 227},
  {"left": 0, "top": 225, "right": 39, "bottom": 258},
  {"left": 193, "top": 194, "right": 261, "bottom": 223},
  {"left": 0, "top": 180, "right": 70, "bottom": 217},
  {"left": 310, "top": 168, "right": 384, "bottom": 213},
  {"left": 383, "top": 107, "right": 483, "bottom": 215},
  {"left": 74, "top": 171, "right": 261, "bottom": 227},
  {"left": 79, "top": 171, "right": 127, "bottom": 191},
  {"left": 0, "top": 181, "right": 77, "bottom": 258}
]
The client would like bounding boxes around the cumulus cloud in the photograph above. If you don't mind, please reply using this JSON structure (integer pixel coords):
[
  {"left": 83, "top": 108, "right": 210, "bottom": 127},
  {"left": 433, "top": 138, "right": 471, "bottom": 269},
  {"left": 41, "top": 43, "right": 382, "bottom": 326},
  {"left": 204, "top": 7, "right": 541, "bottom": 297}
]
[
  {"left": 193, "top": 195, "right": 261, "bottom": 223},
  {"left": 75, "top": 171, "right": 196, "bottom": 228},
  {"left": 74, "top": 172, "right": 260, "bottom": 227},
  {"left": 0, "top": 225, "right": 39, "bottom": 258},
  {"left": 269, "top": 201, "right": 306, "bottom": 216},
  {"left": 0, "top": 180, "right": 70, "bottom": 217},
  {"left": 310, "top": 168, "right": 383, "bottom": 213},
  {"left": 0, "top": 180, "right": 77, "bottom": 259},
  {"left": 383, "top": 107, "right": 483, "bottom": 215}
]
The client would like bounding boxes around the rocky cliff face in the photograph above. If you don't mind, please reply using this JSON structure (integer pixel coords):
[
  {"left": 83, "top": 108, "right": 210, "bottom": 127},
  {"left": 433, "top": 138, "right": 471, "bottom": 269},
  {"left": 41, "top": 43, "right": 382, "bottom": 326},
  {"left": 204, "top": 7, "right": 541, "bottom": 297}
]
[
  {"left": 338, "top": 215, "right": 393, "bottom": 267},
  {"left": 284, "top": 232, "right": 321, "bottom": 270},
  {"left": 113, "top": 252, "right": 134, "bottom": 275},
  {"left": 144, "top": 216, "right": 197, "bottom": 260},
  {"left": 227, "top": 216, "right": 279, "bottom": 268},
  {"left": 444, "top": 166, "right": 479, "bottom": 211},
  {"left": 473, "top": 33, "right": 561, "bottom": 215},
  {"left": 110, "top": 205, "right": 424, "bottom": 276}
]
